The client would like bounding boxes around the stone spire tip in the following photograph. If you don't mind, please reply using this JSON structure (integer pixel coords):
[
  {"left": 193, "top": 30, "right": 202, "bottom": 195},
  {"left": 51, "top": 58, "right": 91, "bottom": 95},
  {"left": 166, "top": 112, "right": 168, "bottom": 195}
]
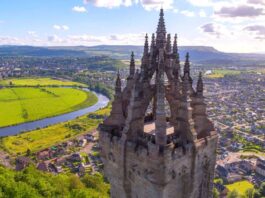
[
  {"left": 129, "top": 51, "right": 135, "bottom": 77},
  {"left": 184, "top": 52, "right": 191, "bottom": 77},
  {"left": 186, "top": 52, "right": 190, "bottom": 59}
]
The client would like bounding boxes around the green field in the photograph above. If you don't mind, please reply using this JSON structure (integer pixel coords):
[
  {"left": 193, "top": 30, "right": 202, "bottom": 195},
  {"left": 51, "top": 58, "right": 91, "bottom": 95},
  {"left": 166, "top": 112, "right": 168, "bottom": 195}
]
[
  {"left": 0, "top": 105, "right": 111, "bottom": 155},
  {"left": 226, "top": 180, "right": 254, "bottom": 195},
  {"left": 0, "top": 77, "right": 86, "bottom": 87},
  {"left": 206, "top": 69, "right": 242, "bottom": 78},
  {"left": 0, "top": 87, "right": 98, "bottom": 127}
]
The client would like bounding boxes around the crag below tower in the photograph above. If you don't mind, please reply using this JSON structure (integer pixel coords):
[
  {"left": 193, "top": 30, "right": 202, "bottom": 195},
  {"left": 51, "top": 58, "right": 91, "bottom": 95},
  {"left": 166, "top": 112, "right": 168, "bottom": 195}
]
[{"left": 99, "top": 9, "right": 218, "bottom": 198}]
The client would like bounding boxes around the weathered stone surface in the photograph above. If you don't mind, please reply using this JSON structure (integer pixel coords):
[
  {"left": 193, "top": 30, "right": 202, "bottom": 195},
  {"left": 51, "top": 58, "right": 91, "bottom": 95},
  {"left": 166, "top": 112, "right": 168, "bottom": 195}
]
[{"left": 99, "top": 9, "right": 218, "bottom": 198}]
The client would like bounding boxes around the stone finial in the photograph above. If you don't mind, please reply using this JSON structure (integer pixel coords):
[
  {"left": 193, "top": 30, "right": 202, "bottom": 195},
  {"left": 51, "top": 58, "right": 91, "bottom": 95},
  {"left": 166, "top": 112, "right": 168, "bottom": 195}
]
[
  {"left": 166, "top": 34, "right": 172, "bottom": 53},
  {"left": 115, "top": 70, "right": 122, "bottom": 95},
  {"left": 129, "top": 51, "right": 135, "bottom": 77},
  {"left": 150, "top": 33, "right": 156, "bottom": 52},
  {"left": 196, "top": 72, "right": 203, "bottom": 96},
  {"left": 151, "top": 33, "right": 156, "bottom": 46},
  {"left": 172, "top": 34, "right": 180, "bottom": 78},
  {"left": 141, "top": 34, "right": 149, "bottom": 73},
  {"left": 184, "top": 52, "right": 190, "bottom": 76},
  {"left": 144, "top": 34, "right": 149, "bottom": 56},
  {"left": 173, "top": 34, "right": 178, "bottom": 55}
]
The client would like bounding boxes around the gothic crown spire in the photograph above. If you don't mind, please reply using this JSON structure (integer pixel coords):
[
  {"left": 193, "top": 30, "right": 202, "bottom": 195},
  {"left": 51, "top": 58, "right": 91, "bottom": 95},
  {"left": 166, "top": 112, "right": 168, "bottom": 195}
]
[
  {"left": 156, "top": 9, "right": 167, "bottom": 48},
  {"left": 157, "top": 9, "right": 166, "bottom": 34}
]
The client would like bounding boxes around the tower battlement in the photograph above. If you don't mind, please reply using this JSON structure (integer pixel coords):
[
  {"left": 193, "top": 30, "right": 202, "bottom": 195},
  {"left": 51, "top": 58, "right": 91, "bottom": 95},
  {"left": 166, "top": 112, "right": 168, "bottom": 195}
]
[{"left": 99, "top": 9, "right": 218, "bottom": 198}]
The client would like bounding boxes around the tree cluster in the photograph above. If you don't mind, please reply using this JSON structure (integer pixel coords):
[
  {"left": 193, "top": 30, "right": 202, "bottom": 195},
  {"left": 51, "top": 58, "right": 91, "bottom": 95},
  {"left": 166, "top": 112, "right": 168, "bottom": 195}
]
[{"left": 0, "top": 166, "right": 110, "bottom": 198}]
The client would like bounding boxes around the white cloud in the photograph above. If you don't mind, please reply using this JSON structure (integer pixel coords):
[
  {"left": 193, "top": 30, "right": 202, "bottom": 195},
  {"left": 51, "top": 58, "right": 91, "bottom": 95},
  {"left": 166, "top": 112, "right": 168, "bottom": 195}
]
[
  {"left": 173, "top": 8, "right": 179, "bottom": 13},
  {"left": 28, "top": 31, "right": 37, "bottom": 37},
  {"left": 215, "top": 5, "right": 265, "bottom": 18},
  {"left": 186, "top": 0, "right": 213, "bottom": 7},
  {"left": 67, "top": 32, "right": 146, "bottom": 45},
  {"left": 200, "top": 22, "right": 232, "bottom": 38},
  {"left": 47, "top": 35, "right": 64, "bottom": 43},
  {"left": 72, "top": 6, "right": 87, "bottom": 13},
  {"left": 53, "top": 25, "right": 69, "bottom": 31},
  {"left": 62, "top": 25, "right": 69, "bottom": 30},
  {"left": 83, "top": 0, "right": 173, "bottom": 10},
  {"left": 244, "top": 24, "right": 265, "bottom": 39},
  {"left": 186, "top": 0, "right": 265, "bottom": 24},
  {"left": 140, "top": 0, "right": 174, "bottom": 11},
  {"left": 0, "top": 36, "right": 22, "bottom": 45},
  {"left": 83, "top": 0, "right": 133, "bottom": 8},
  {"left": 68, "top": 34, "right": 104, "bottom": 43},
  {"left": 248, "top": 0, "right": 265, "bottom": 5},
  {"left": 199, "top": 10, "right": 207, "bottom": 17},
  {"left": 201, "top": 23, "right": 221, "bottom": 37},
  {"left": 0, "top": 30, "right": 265, "bottom": 53},
  {"left": 53, "top": 25, "right": 61, "bottom": 30},
  {"left": 181, "top": 10, "right": 196, "bottom": 17}
]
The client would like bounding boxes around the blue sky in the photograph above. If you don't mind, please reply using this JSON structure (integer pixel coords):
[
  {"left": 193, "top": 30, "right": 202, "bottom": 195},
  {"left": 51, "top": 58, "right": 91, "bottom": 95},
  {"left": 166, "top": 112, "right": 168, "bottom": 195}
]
[{"left": 0, "top": 0, "right": 265, "bottom": 52}]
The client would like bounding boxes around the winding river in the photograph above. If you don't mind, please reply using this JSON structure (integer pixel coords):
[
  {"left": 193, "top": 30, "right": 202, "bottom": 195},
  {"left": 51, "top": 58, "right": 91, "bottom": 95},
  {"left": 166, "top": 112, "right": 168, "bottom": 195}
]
[{"left": 0, "top": 90, "right": 109, "bottom": 137}]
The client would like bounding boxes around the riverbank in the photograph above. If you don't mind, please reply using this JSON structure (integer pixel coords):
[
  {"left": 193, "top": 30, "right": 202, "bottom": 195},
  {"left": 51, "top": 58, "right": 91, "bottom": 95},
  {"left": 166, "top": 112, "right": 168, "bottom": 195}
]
[
  {"left": 0, "top": 91, "right": 109, "bottom": 136},
  {"left": 0, "top": 105, "right": 111, "bottom": 155}
]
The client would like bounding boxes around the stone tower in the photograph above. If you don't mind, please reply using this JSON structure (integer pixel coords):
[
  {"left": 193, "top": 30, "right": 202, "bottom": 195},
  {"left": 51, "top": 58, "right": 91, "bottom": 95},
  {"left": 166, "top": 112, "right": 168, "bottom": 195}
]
[{"left": 99, "top": 9, "right": 218, "bottom": 198}]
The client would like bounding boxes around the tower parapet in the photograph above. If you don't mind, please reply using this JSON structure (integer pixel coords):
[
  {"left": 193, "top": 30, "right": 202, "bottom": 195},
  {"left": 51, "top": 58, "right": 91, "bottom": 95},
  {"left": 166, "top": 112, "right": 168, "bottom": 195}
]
[{"left": 99, "top": 9, "right": 218, "bottom": 198}]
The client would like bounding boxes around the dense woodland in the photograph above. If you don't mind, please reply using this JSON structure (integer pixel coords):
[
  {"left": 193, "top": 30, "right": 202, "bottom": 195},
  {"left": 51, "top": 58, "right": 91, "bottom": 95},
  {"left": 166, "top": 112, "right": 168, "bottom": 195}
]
[{"left": 0, "top": 165, "right": 110, "bottom": 198}]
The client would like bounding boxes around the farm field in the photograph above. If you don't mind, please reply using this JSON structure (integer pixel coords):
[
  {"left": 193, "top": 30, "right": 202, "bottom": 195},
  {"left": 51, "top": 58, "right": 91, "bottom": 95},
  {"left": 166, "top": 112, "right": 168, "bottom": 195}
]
[
  {"left": 0, "top": 105, "right": 111, "bottom": 155},
  {"left": 0, "top": 77, "right": 86, "bottom": 87},
  {"left": 206, "top": 69, "right": 242, "bottom": 78},
  {"left": 0, "top": 87, "right": 98, "bottom": 128},
  {"left": 226, "top": 180, "right": 254, "bottom": 195}
]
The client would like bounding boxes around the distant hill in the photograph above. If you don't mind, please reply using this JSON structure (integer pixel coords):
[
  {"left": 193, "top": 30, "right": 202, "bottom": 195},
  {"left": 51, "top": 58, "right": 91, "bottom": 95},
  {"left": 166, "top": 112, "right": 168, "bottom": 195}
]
[
  {"left": 1, "top": 45, "right": 265, "bottom": 66},
  {"left": 0, "top": 45, "right": 87, "bottom": 57}
]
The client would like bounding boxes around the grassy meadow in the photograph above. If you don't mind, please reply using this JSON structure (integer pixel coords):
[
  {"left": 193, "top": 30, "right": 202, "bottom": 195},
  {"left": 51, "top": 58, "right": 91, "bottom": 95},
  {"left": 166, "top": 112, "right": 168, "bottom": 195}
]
[
  {"left": 0, "top": 106, "right": 111, "bottom": 155},
  {"left": 0, "top": 77, "right": 86, "bottom": 87},
  {"left": 226, "top": 180, "right": 254, "bottom": 195},
  {"left": 0, "top": 87, "right": 98, "bottom": 127}
]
